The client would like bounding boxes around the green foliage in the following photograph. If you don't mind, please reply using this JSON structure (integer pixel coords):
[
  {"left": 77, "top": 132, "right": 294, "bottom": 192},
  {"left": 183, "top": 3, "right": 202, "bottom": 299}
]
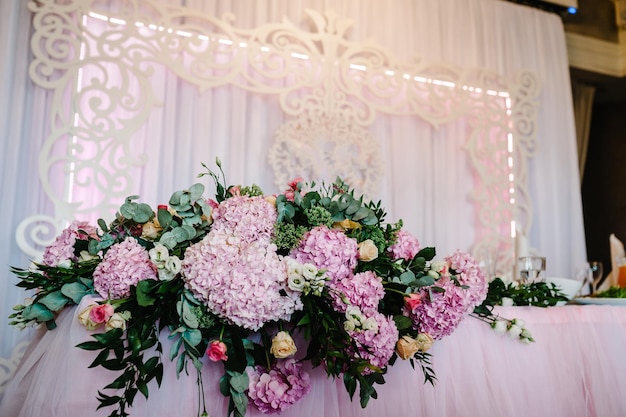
[
  {"left": 476, "top": 278, "right": 568, "bottom": 313},
  {"left": 594, "top": 286, "right": 626, "bottom": 298},
  {"left": 9, "top": 261, "right": 98, "bottom": 329}
]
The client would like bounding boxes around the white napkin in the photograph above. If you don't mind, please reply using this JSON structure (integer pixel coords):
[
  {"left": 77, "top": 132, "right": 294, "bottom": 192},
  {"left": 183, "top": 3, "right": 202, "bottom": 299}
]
[{"left": 599, "top": 233, "right": 624, "bottom": 291}]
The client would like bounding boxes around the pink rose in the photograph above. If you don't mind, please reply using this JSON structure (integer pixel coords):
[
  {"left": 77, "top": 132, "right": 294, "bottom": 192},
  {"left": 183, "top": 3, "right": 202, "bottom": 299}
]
[
  {"left": 206, "top": 340, "right": 228, "bottom": 362},
  {"left": 405, "top": 293, "right": 422, "bottom": 312},
  {"left": 89, "top": 303, "right": 115, "bottom": 324},
  {"left": 287, "top": 177, "right": 303, "bottom": 190}
]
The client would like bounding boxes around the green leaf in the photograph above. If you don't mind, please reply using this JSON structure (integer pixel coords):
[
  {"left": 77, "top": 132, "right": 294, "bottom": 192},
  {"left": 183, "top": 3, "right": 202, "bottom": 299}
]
[
  {"left": 61, "top": 282, "right": 91, "bottom": 304},
  {"left": 343, "top": 373, "right": 357, "bottom": 399},
  {"left": 352, "top": 206, "right": 372, "bottom": 221},
  {"left": 157, "top": 208, "right": 173, "bottom": 230},
  {"left": 38, "top": 291, "right": 69, "bottom": 312},
  {"left": 76, "top": 340, "right": 104, "bottom": 351},
  {"left": 137, "top": 377, "right": 149, "bottom": 398},
  {"left": 230, "top": 390, "right": 248, "bottom": 417},
  {"left": 181, "top": 300, "right": 199, "bottom": 329},
  {"left": 416, "top": 247, "right": 436, "bottom": 261},
  {"left": 188, "top": 183, "right": 205, "bottom": 201},
  {"left": 393, "top": 315, "right": 414, "bottom": 330},
  {"left": 182, "top": 329, "right": 202, "bottom": 347},
  {"left": 399, "top": 271, "right": 416, "bottom": 285},
  {"left": 169, "top": 336, "right": 183, "bottom": 361},
  {"left": 159, "top": 231, "right": 178, "bottom": 249},
  {"left": 219, "top": 375, "right": 230, "bottom": 396},
  {"left": 136, "top": 280, "right": 157, "bottom": 307},
  {"left": 21, "top": 303, "right": 54, "bottom": 322},
  {"left": 414, "top": 275, "right": 435, "bottom": 287},
  {"left": 229, "top": 371, "right": 249, "bottom": 393}
]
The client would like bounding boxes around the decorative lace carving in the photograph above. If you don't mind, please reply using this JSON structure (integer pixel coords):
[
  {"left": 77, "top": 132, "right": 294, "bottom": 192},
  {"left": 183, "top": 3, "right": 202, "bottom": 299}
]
[{"left": 21, "top": 0, "right": 538, "bottom": 279}]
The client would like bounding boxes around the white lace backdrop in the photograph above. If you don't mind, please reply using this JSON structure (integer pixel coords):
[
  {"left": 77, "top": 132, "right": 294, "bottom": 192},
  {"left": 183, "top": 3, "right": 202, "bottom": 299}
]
[{"left": 0, "top": 0, "right": 585, "bottom": 396}]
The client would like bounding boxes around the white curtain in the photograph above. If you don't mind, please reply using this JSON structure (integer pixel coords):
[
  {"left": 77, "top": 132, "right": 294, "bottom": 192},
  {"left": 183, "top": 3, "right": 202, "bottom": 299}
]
[{"left": 0, "top": 0, "right": 586, "bottom": 392}]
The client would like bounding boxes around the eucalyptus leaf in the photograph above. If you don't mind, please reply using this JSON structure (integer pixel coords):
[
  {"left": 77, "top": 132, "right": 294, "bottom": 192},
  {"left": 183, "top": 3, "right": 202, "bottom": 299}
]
[
  {"left": 230, "top": 390, "right": 248, "bottom": 417},
  {"left": 181, "top": 300, "right": 199, "bottom": 329},
  {"left": 159, "top": 231, "right": 178, "bottom": 249},
  {"left": 38, "top": 291, "right": 69, "bottom": 312},
  {"left": 229, "top": 372, "right": 249, "bottom": 393},
  {"left": 182, "top": 328, "right": 202, "bottom": 347},
  {"left": 157, "top": 208, "right": 173, "bottom": 230},
  {"left": 188, "top": 183, "right": 204, "bottom": 201},
  {"left": 21, "top": 303, "right": 54, "bottom": 322},
  {"left": 61, "top": 282, "right": 91, "bottom": 304},
  {"left": 399, "top": 271, "right": 416, "bottom": 285}
]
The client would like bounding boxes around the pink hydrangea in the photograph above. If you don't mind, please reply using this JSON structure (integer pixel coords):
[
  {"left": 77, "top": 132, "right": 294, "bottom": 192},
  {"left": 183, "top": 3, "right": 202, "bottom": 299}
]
[
  {"left": 182, "top": 229, "right": 302, "bottom": 331},
  {"left": 408, "top": 278, "right": 468, "bottom": 340},
  {"left": 407, "top": 251, "right": 487, "bottom": 340},
  {"left": 247, "top": 359, "right": 311, "bottom": 414},
  {"left": 387, "top": 229, "right": 421, "bottom": 261},
  {"left": 446, "top": 250, "right": 488, "bottom": 308},
  {"left": 346, "top": 311, "right": 398, "bottom": 374},
  {"left": 92, "top": 237, "right": 157, "bottom": 299},
  {"left": 290, "top": 226, "right": 358, "bottom": 284},
  {"left": 211, "top": 195, "right": 277, "bottom": 244},
  {"left": 42, "top": 220, "right": 98, "bottom": 267},
  {"left": 330, "top": 270, "right": 384, "bottom": 313}
]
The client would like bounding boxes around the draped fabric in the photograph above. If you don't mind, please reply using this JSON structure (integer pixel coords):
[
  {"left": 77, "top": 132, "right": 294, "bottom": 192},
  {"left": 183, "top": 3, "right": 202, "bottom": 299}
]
[
  {"left": 0, "top": 0, "right": 586, "bottom": 397},
  {"left": 572, "top": 80, "right": 596, "bottom": 181}
]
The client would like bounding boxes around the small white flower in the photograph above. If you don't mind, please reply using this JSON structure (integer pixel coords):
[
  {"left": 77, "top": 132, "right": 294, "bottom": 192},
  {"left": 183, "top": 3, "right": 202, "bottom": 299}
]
[
  {"left": 491, "top": 319, "right": 508, "bottom": 335},
  {"left": 288, "top": 273, "right": 306, "bottom": 292},
  {"left": 362, "top": 317, "right": 379, "bottom": 332},
  {"left": 301, "top": 263, "right": 318, "bottom": 280},
  {"left": 427, "top": 270, "right": 439, "bottom": 279},
  {"left": 507, "top": 324, "right": 523, "bottom": 339},
  {"left": 286, "top": 258, "right": 303, "bottom": 276},
  {"left": 165, "top": 256, "right": 181, "bottom": 274},
  {"left": 149, "top": 243, "right": 169, "bottom": 264},
  {"left": 512, "top": 318, "right": 525, "bottom": 328},
  {"left": 500, "top": 297, "right": 514, "bottom": 307},
  {"left": 343, "top": 320, "right": 356, "bottom": 332}
]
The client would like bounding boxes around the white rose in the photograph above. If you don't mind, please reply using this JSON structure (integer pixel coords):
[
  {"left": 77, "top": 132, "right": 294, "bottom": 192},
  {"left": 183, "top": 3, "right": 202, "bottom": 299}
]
[{"left": 343, "top": 320, "right": 356, "bottom": 332}]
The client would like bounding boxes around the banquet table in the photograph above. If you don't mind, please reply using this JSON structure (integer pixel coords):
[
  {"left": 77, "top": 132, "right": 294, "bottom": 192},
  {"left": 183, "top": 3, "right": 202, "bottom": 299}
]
[{"left": 1, "top": 298, "right": 625, "bottom": 417}]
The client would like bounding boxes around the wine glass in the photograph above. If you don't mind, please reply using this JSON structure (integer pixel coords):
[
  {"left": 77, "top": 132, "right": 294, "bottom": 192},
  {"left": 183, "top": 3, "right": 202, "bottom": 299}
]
[
  {"left": 589, "top": 261, "right": 603, "bottom": 294},
  {"left": 518, "top": 256, "right": 546, "bottom": 283}
]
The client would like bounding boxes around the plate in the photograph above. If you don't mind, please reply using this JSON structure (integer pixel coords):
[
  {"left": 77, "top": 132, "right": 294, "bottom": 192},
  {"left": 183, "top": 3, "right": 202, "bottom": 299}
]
[{"left": 574, "top": 297, "right": 626, "bottom": 306}]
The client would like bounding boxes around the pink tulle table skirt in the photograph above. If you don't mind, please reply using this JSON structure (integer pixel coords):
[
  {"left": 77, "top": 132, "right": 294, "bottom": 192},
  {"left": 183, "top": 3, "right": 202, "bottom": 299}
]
[{"left": 2, "top": 296, "right": 626, "bottom": 417}]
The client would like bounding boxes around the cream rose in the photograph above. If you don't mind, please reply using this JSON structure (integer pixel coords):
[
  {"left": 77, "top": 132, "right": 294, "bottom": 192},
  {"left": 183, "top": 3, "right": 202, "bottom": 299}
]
[
  {"left": 78, "top": 305, "right": 98, "bottom": 330},
  {"left": 141, "top": 220, "right": 162, "bottom": 240},
  {"left": 105, "top": 312, "right": 130, "bottom": 331},
  {"left": 357, "top": 239, "right": 378, "bottom": 262},
  {"left": 270, "top": 331, "right": 297, "bottom": 358},
  {"left": 396, "top": 335, "right": 420, "bottom": 359},
  {"left": 415, "top": 333, "right": 434, "bottom": 352}
]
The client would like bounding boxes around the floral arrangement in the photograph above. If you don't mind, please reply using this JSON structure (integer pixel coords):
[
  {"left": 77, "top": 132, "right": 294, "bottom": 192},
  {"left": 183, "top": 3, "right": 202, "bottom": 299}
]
[{"left": 9, "top": 159, "right": 534, "bottom": 417}]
